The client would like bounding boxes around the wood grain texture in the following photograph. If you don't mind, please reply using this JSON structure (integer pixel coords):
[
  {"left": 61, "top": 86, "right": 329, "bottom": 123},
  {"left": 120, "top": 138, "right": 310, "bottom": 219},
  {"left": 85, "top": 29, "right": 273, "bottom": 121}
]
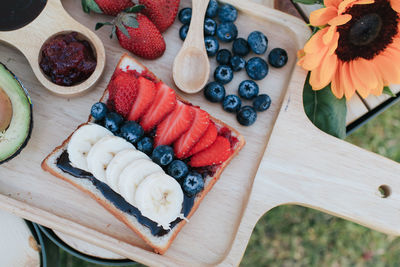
[
  {"left": 0, "top": 0, "right": 105, "bottom": 96},
  {"left": 0, "top": 0, "right": 399, "bottom": 266}
]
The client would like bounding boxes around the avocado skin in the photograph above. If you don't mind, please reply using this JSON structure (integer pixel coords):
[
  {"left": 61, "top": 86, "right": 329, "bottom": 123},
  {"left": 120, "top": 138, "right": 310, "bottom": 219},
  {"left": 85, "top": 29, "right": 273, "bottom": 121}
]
[{"left": 0, "top": 63, "right": 33, "bottom": 164}]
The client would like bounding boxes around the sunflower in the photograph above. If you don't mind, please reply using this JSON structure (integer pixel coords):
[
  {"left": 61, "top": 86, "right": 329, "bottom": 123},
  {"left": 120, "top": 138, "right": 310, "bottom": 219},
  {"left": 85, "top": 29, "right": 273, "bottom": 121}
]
[{"left": 298, "top": 0, "right": 400, "bottom": 99}]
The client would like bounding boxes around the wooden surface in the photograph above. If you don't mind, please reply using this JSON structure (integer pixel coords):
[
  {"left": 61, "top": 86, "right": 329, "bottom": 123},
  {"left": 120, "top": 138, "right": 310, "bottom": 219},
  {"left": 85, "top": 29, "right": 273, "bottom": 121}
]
[
  {"left": 0, "top": 210, "right": 40, "bottom": 267},
  {"left": 0, "top": 0, "right": 105, "bottom": 96},
  {"left": 0, "top": 1, "right": 400, "bottom": 267}
]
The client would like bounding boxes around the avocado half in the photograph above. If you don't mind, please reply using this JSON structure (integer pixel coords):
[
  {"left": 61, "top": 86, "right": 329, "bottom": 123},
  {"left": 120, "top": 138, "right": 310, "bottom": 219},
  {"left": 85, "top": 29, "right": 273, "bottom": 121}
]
[{"left": 0, "top": 63, "right": 33, "bottom": 164}]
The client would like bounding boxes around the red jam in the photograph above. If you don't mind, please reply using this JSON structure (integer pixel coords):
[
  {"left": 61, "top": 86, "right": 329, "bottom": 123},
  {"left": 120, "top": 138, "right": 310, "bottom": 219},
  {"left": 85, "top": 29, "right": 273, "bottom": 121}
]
[{"left": 39, "top": 32, "right": 97, "bottom": 86}]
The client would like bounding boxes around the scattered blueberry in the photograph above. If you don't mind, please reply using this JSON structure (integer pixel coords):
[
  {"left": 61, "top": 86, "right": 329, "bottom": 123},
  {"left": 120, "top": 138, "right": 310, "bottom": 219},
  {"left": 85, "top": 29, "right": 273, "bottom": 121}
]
[
  {"left": 104, "top": 112, "right": 123, "bottom": 133},
  {"left": 179, "top": 24, "right": 189, "bottom": 41},
  {"left": 120, "top": 121, "right": 144, "bottom": 144},
  {"left": 268, "top": 48, "right": 288, "bottom": 68},
  {"left": 183, "top": 172, "right": 204, "bottom": 197},
  {"left": 214, "top": 65, "right": 233, "bottom": 84},
  {"left": 178, "top": 8, "right": 192, "bottom": 24},
  {"left": 137, "top": 137, "right": 153, "bottom": 155},
  {"left": 218, "top": 4, "right": 238, "bottom": 22},
  {"left": 238, "top": 80, "right": 259, "bottom": 100},
  {"left": 168, "top": 160, "right": 189, "bottom": 181},
  {"left": 253, "top": 94, "right": 271, "bottom": 112},
  {"left": 205, "top": 36, "right": 219, "bottom": 57},
  {"left": 204, "top": 82, "right": 226, "bottom": 103},
  {"left": 230, "top": 55, "right": 246, "bottom": 72},
  {"left": 246, "top": 57, "right": 269, "bottom": 80},
  {"left": 217, "top": 22, "right": 238, "bottom": 43},
  {"left": 206, "top": 0, "right": 219, "bottom": 18},
  {"left": 152, "top": 145, "right": 174, "bottom": 167},
  {"left": 223, "top": 95, "right": 242, "bottom": 113},
  {"left": 237, "top": 106, "right": 257, "bottom": 126},
  {"left": 204, "top": 18, "right": 217, "bottom": 36},
  {"left": 247, "top": 31, "right": 268, "bottom": 55},
  {"left": 91, "top": 102, "right": 108, "bottom": 120},
  {"left": 232, "top": 38, "right": 250, "bottom": 56},
  {"left": 216, "top": 49, "right": 232, "bottom": 65}
]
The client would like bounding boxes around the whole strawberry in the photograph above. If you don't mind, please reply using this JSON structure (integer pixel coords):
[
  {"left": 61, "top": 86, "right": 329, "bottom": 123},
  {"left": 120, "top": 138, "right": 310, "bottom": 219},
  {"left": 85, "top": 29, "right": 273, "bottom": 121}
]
[
  {"left": 81, "top": 0, "right": 134, "bottom": 16},
  {"left": 96, "top": 6, "right": 166, "bottom": 60},
  {"left": 139, "top": 0, "right": 180, "bottom": 32}
]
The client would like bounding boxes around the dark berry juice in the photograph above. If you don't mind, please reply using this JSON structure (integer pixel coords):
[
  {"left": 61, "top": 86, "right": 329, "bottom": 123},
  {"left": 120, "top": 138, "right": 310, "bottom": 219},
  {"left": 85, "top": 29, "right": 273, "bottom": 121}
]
[{"left": 0, "top": 0, "right": 47, "bottom": 31}]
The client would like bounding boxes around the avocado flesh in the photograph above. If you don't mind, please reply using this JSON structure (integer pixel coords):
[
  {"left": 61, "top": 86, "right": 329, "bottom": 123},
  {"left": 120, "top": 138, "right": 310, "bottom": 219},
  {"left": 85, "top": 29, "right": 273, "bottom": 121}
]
[{"left": 0, "top": 64, "right": 32, "bottom": 163}]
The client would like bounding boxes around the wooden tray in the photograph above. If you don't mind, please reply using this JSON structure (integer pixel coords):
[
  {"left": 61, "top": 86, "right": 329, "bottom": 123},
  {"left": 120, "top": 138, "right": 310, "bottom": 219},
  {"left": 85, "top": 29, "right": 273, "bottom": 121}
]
[{"left": 1, "top": 0, "right": 400, "bottom": 266}]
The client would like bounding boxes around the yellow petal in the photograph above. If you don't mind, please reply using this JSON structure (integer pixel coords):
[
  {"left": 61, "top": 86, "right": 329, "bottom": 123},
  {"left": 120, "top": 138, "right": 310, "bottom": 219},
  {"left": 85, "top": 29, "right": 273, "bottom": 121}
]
[
  {"left": 391, "top": 0, "right": 400, "bottom": 12},
  {"left": 301, "top": 46, "right": 329, "bottom": 70},
  {"left": 374, "top": 52, "right": 400, "bottom": 84},
  {"left": 338, "top": 0, "right": 357, "bottom": 14},
  {"left": 323, "top": 26, "right": 336, "bottom": 45},
  {"left": 328, "top": 32, "right": 340, "bottom": 55},
  {"left": 325, "top": 0, "right": 342, "bottom": 8},
  {"left": 356, "top": 58, "right": 379, "bottom": 90},
  {"left": 304, "top": 27, "right": 329, "bottom": 54},
  {"left": 310, "top": 7, "right": 338, "bottom": 26},
  {"left": 331, "top": 64, "right": 344, "bottom": 98},
  {"left": 342, "top": 62, "right": 356, "bottom": 100},
  {"left": 310, "top": 67, "right": 324, "bottom": 90},
  {"left": 349, "top": 60, "right": 370, "bottom": 98},
  {"left": 319, "top": 53, "right": 338, "bottom": 88},
  {"left": 328, "top": 14, "right": 352, "bottom": 26}
]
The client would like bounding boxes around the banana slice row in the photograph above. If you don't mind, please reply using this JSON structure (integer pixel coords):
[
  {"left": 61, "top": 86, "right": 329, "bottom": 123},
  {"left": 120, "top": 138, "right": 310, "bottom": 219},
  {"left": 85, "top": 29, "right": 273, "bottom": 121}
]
[{"left": 67, "top": 124, "right": 184, "bottom": 229}]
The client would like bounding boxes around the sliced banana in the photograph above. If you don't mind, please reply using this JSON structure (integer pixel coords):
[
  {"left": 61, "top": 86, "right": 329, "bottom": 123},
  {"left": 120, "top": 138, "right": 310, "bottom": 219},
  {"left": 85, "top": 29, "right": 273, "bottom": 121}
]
[
  {"left": 106, "top": 149, "right": 149, "bottom": 193},
  {"left": 118, "top": 159, "right": 163, "bottom": 206},
  {"left": 135, "top": 173, "right": 184, "bottom": 230},
  {"left": 67, "top": 124, "right": 113, "bottom": 172},
  {"left": 87, "top": 136, "right": 133, "bottom": 182}
]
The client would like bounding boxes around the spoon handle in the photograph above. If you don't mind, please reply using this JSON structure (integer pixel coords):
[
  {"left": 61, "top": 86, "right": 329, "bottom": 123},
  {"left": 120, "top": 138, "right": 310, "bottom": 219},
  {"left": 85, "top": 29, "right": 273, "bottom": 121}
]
[{"left": 184, "top": 0, "right": 210, "bottom": 49}]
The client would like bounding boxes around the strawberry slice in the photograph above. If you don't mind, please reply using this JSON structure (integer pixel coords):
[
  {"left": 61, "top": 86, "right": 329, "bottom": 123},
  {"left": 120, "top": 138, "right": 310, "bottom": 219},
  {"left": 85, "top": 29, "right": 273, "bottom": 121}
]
[
  {"left": 140, "top": 82, "right": 177, "bottom": 132},
  {"left": 174, "top": 108, "right": 210, "bottom": 159},
  {"left": 187, "top": 121, "right": 218, "bottom": 157},
  {"left": 128, "top": 76, "right": 156, "bottom": 122},
  {"left": 155, "top": 101, "right": 195, "bottom": 147},
  {"left": 189, "top": 136, "right": 232, "bottom": 167},
  {"left": 108, "top": 71, "right": 138, "bottom": 118}
]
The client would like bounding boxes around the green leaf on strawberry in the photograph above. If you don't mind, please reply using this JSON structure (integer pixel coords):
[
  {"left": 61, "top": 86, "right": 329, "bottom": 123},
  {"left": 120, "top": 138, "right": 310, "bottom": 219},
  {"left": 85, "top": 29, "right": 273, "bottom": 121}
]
[{"left": 81, "top": 0, "right": 103, "bottom": 14}]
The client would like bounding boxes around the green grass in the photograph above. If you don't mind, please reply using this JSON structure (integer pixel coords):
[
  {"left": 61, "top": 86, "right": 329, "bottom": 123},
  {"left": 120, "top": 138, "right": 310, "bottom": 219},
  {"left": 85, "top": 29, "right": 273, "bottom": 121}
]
[{"left": 45, "top": 103, "right": 400, "bottom": 266}]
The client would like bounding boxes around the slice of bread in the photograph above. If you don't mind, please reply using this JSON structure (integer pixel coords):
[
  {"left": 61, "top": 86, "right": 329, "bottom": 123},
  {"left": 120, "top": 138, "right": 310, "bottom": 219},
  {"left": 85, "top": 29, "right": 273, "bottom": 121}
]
[{"left": 42, "top": 54, "right": 245, "bottom": 254}]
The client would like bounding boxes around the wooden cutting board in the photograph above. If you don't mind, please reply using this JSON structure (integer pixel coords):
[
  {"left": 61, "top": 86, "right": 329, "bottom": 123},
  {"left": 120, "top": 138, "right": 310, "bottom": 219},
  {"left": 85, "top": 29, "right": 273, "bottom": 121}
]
[{"left": 1, "top": 0, "right": 400, "bottom": 266}]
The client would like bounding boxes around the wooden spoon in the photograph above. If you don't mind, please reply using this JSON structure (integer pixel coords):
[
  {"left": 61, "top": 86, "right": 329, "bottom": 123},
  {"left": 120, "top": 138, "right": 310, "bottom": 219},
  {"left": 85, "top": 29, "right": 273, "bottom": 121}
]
[
  {"left": 173, "top": 0, "right": 210, "bottom": 94},
  {"left": 0, "top": 0, "right": 105, "bottom": 97}
]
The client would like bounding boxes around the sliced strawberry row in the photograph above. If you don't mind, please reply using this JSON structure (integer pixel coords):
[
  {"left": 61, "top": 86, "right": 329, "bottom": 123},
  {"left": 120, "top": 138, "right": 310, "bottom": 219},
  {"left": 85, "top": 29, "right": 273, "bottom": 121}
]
[
  {"left": 128, "top": 76, "right": 156, "bottom": 121},
  {"left": 140, "top": 83, "right": 177, "bottom": 132},
  {"left": 187, "top": 121, "right": 218, "bottom": 157},
  {"left": 155, "top": 101, "right": 195, "bottom": 147},
  {"left": 174, "top": 108, "right": 210, "bottom": 159},
  {"left": 189, "top": 136, "right": 232, "bottom": 168}
]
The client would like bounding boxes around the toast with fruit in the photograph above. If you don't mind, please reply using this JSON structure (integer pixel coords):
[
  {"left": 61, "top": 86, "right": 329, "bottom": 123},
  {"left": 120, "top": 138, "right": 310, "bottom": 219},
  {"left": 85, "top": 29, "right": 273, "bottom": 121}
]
[{"left": 42, "top": 54, "right": 245, "bottom": 254}]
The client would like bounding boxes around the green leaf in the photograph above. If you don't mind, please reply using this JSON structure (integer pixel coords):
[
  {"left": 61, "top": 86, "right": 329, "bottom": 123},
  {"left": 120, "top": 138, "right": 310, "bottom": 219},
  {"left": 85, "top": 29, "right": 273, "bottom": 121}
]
[
  {"left": 81, "top": 0, "right": 103, "bottom": 14},
  {"left": 383, "top": 86, "right": 396, "bottom": 97},
  {"left": 95, "top": 22, "right": 113, "bottom": 31},
  {"left": 293, "top": 0, "right": 323, "bottom": 5},
  {"left": 116, "top": 21, "right": 131, "bottom": 38},
  {"left": 121, "top": 15, "right": 139, "bottom": 28},
  {"left": 303, "top": 73, "right": 347, "bottom": 139},
  {"left": 124, "top": 5, "right": 145, "bottom": 13}
]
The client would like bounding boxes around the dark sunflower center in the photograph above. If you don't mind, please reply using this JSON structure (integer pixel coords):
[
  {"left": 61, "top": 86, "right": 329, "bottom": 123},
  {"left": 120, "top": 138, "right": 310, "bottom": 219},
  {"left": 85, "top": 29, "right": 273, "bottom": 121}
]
[{"left": 336, "top": 0, "right": 399, "bottom": 62}]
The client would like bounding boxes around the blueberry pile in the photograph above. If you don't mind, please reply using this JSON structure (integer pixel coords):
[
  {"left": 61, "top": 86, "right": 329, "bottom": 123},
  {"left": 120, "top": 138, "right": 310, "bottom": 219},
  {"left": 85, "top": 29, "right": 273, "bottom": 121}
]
[
  {"left": 91, "top": 102, "right": 205, "bottom": 197},
  {"left": 178, "top": 1, "right": 288, "bottom": 126}
]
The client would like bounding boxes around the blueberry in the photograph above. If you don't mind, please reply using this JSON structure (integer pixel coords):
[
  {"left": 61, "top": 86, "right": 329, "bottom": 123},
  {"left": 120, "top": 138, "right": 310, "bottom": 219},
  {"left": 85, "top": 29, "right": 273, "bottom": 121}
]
[
  {"left": 179, "top": 24, "right": 189, "bottom": 41},
  {"left": 168, "top": 160, "right": 189, "bottom": 181},
  {"left": 178, "top": 8, "right": 192, "bottom": 24},
  {"left": 247, "top": 31, "right": 268, "bottom": 55},
  {"left": 204, "top": 82, "right": 226, "bottom": 103},
  {"left": 183, "top": 172, "right": 204, "bottom": 197},
  {"left": 237, "top": 106, "right": 257, "bottom": 126},
  {"left": 91, "top": 102, "right": 108, "bottom": 120},
  {"left": 232, "top": 38, "right": 250, "bottom": 56},
  {"left": 137, "top": 137, "right": 153, "bottom": 155},
  {"left": 214, "top": 65, "right": 233, "bottom": 84},
  {"left": 268, "top": 48, "right": 288, "bottom": 68},
  {"left": 152, "top": 145, "right": 174, "bottom": 166},
  {"left": 206, "top": 0, "right": 219, "bottom": 18},
  {"left": 120, "top": 121, "right": 144, "bottom": 144},
  {"left": 205, "top": 36, "right": 219, "bottom": 57},
  {"left": 204, "top": 18, "right": 217, "bottom": 36},
  {"left": 216, "top": 49, "right": 232, "bottom": 65},
  {"left": 218, "top": 4, "right": 238, "bottom": 22},
  {"left": 223, "top": 95, "right": 242, "bottom": 113},
  {"left": 230, "top": 55, "right": 246, "bottom": 72},
  {"left": 104, "top": 112, "right": 123, "bottom": 133},
  {"left": 217, "top": 22, "right": 238, "bottom": 43},
  {"left": 246, "top": 57, "right": 269, "bottom": 80},
  {"left": 238, "top": 80, "right": 259, "bottom": 100},
  {"left": 253, "top": 94, "right": 271, "bottom": 112}
]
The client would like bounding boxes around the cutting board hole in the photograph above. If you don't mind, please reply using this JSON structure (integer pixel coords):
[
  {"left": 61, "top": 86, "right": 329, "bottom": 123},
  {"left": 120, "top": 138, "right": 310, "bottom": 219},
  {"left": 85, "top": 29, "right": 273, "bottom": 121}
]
[{"left": 378, "top": 185, "right": 391, "bottom": 198}]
